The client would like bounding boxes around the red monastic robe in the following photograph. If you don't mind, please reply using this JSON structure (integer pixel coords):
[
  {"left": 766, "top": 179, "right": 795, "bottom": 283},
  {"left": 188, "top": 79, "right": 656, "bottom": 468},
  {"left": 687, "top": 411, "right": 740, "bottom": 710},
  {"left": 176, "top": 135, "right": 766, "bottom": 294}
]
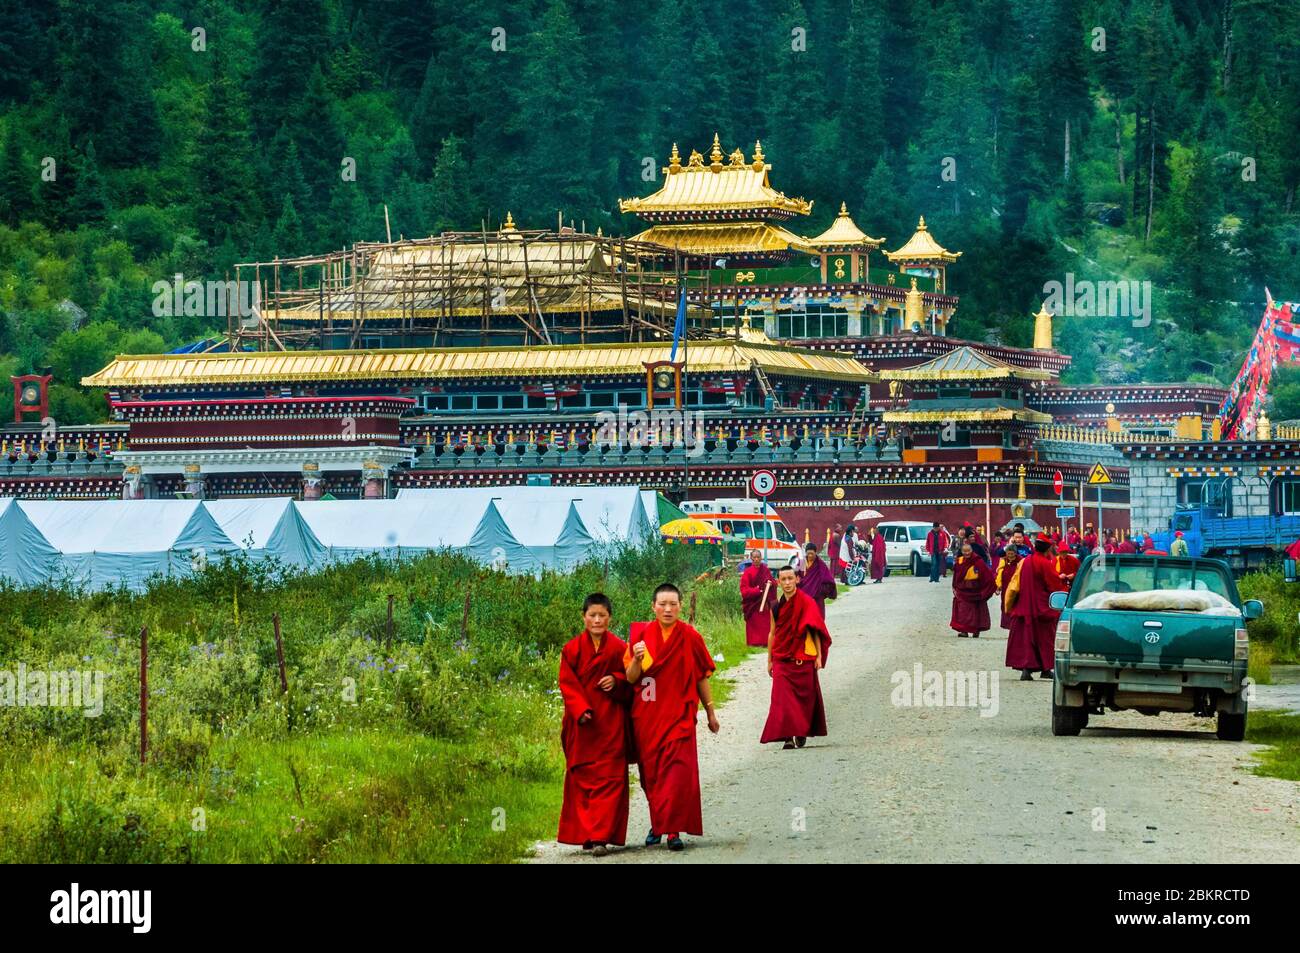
[
  {"left": 797, "top": 554, "right": 836, "bottom": 618},
  {"left": 995, "top": 551, "right": 1020, "bottom": 630},
  {"left": 557, "top": 630, "right": 631, "bottom": 846},
  {"left": 761, "top": 587, "right": 831, "bottom": 744},
  {"left": 740, "top": 562, "right": 775, "bottom": 647},
  {"left": 869, "top": 532, "right": 887, "bottom": 580},
  {"left": 1005, "top": 553, "right": 1065, "bottom": 671},
  {"left": 950, "top": 554, "right": 995, "bottom": 634},
  {"left": 624, "top": 620, "right": 716, "bottom": 837}
]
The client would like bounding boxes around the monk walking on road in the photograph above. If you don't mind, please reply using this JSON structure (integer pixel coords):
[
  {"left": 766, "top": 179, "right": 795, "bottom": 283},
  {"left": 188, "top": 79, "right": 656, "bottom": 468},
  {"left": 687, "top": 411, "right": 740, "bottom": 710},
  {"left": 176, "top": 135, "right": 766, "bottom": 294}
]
[
  {"left": 1005, "top": 534, "right": 1066, "bottom": 680},
  {"left": 950, "top": 539, "right": 995, "bottom": 637},
  {"left": 761, "top": 565, "right": 830, "bottom": 750},
  {"left": 740, "top": 547, "right": 775, "bottom": 647},
  {"left": 624, "top": 583, "right": 719, "bottom": 852},
  {"left": 557, "top": 593, "right": 631, "bottom": 855}
]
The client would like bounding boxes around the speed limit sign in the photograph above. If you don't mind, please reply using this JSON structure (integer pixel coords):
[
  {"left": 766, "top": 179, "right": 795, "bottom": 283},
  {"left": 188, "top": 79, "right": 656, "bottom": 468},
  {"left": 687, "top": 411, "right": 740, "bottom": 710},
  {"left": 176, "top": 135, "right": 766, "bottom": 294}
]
[{"left": 751, "top": 469, "right": 777, "bottom": 497}]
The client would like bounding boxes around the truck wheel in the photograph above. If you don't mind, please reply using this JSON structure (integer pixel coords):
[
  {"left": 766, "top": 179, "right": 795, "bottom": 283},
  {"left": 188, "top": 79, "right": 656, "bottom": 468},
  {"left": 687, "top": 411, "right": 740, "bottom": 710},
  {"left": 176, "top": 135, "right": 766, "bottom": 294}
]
[
  {"left": 911, "top": 552, "right": 921, "bottom": 576},
  {"left": 1051, "top": 698, "right": 1084, "bottom": 736},
  {"left": 1216, "top": 710, "right": 1247, "bottom": 742}
]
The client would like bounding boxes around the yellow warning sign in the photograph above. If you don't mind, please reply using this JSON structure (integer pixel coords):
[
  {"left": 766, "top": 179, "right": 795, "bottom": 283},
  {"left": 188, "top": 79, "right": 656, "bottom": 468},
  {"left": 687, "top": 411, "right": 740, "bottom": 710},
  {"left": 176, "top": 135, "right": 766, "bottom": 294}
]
[{"left": 1087, "top": 462, "right": 1112, "bottom": 485}]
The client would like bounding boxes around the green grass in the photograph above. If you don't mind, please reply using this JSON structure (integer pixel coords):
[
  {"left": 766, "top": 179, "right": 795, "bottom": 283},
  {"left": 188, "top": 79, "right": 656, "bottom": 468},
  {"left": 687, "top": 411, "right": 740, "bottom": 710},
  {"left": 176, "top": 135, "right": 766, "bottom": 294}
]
[
  {"left": 0, "top": 543, "right": 747, "bottom": 863},
  {"left": 1246, "top": 711, "right": 1300, "bottom": 783},
  {"left": 1238, "top": 569, "right": 1300, "bottom": 665}
]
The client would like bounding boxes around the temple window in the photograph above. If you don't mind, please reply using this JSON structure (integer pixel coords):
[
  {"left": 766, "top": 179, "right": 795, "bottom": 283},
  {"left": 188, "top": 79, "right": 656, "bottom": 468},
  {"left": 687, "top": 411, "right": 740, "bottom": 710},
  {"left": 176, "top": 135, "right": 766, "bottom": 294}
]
[
  {"left": 1278, "top": 480, "right": 1300, "bottom": 516},
  {"left": 938, "top": 427, "right": 972, "bottom": 448}
]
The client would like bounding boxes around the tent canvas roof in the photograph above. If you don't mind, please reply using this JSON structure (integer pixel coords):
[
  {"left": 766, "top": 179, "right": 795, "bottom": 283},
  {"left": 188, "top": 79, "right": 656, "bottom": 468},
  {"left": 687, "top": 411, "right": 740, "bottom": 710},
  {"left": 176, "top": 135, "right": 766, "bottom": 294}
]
[
  {"left": 0, "top": 498, "right": 61, "bottom": 587},
  {"left": 18, "top": 500, "right": 237, "bottom": 554}
]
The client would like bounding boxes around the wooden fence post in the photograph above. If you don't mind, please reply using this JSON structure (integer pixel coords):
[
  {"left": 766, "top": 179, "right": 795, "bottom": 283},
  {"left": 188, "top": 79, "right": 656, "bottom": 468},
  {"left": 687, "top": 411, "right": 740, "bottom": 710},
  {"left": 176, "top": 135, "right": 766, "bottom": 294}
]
[
  {"left": 273, "top": 613, "right": 288, "bottom": 694},
  {"left": 386, "top": 594, "right": 394, "bottom": 652},
  {"left": 139, "top": 626, "right": 148, "bottom": 764}
]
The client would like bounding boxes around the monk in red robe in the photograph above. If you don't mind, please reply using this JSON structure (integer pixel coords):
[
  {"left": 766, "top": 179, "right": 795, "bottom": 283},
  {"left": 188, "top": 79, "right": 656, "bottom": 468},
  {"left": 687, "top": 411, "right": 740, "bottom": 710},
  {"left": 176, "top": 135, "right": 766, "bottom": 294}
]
[
  {"left": 797, "top": 542, "right": 836, "bottom": 618},
  {"left": 950, "top": 541, "right": 995, "bottom": 637},
  {"left": 868, "top": 526, "right": 887, "bottom": 583},
  {"left": 739, "top": 548, "right": 775, "bottom": 647},
  {"left": 994, "top": 545, "right": 1020, "bottom": 631},
  {"left": 624, "top": 583, "right": 719, "bottom": 852},
  {"left": 762, "top": 565, "right": 831, "bottom": 749},
  {"left": 1005, "top": 534, "right": 1066, "bottom": 680},
  {"left": 1054, "top": 545, "right": 1081, "bottom": 586},
  {"left": 557, "top": 593, "right": 631, "bottom": 855}
]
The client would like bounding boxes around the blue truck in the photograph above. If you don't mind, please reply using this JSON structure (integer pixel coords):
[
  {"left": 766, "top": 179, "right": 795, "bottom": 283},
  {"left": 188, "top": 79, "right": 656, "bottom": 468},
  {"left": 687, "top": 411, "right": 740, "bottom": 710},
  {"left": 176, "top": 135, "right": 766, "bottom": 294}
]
[{"left": 1153, "top": 504, "right": 1300, "bottom": 572}]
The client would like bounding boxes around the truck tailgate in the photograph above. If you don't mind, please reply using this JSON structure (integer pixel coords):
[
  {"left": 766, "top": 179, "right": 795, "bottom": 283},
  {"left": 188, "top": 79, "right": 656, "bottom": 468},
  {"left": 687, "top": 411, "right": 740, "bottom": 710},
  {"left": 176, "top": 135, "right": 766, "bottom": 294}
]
[{"left": 1069, "top": 609, "right": 1238, "bottom": 665}]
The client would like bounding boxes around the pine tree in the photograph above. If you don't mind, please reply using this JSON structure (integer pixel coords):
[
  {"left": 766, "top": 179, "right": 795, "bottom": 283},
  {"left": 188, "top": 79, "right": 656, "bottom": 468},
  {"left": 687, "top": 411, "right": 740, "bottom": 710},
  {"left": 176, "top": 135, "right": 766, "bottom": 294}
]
[
  {"left": 0, "top": 126, "right": 33, "bottom": 225},
  {"left": 70, "top": 139, "right": 110, "bottom": 225},
  {"left": 271, "top": 194, "right": 305, "bottom": 255}
]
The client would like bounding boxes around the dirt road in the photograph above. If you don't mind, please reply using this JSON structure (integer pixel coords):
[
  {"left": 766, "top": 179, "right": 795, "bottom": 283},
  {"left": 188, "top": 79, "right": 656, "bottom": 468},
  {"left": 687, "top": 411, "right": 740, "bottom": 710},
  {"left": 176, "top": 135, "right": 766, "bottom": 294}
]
[{"left": 532, "top": 577, "right": 1300, "bottom": 863}]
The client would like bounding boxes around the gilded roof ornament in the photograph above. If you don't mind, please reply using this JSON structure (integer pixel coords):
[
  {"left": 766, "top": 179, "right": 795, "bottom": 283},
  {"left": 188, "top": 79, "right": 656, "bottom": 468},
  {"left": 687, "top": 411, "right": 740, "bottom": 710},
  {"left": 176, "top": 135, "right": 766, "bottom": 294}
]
[
  {"left": 501, "top": 211, "right": 517, "bottom": 232},
  {"left": 667, "top": 142, "right": 681, "bottom": 174},
  {"left": 728, "top": 148, "right": 746, "bottom": 168},
  {"left": 804, "top": 201, "right": 884, "bottom": 248},
  {"left": 709, "top": 133, "right": 724, "bottom": 172},
  {"left": 751, "top": 140, "right": 766, "bottom": 171},
  {"left": 687, "top": 149, "right": 704, "bottom": 168}
]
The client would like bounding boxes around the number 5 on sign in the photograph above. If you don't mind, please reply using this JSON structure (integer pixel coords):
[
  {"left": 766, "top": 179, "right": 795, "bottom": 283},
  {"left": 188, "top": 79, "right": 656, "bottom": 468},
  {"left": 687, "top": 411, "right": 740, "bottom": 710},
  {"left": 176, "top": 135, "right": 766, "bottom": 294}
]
[{"left": 751, "top": 469, "right": 777, "bottom": 497}]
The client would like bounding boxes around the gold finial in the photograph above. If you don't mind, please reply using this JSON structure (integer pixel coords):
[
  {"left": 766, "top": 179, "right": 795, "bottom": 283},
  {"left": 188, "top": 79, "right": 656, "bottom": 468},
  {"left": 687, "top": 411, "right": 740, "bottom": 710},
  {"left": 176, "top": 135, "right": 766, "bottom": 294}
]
[
  {"left": 668, "top": 142, "right": 681, "bottom": 173},
  {"left": 839, "top": 202, "right": 849, "bottom": 216},
  {"left": 751, "top": 140, "right": 765, "bottom": 171},
  {"left": 1033, "top": 301, "right": 1054, "bottom": 350},
  {"left": 917, "top": 215, "right": 928, "bottom": 230},
  {"left": 501, "top": 211, "right": 516, "bottom": 232},
  {"left": 904, "top": 277, "right": 924, "bottom": 328},
  {"left": 709, "top": 133, "right": 723, "bottom": 171},
  {"left": 1016, "top": 463, "right": 1027, "bottom": 500}
]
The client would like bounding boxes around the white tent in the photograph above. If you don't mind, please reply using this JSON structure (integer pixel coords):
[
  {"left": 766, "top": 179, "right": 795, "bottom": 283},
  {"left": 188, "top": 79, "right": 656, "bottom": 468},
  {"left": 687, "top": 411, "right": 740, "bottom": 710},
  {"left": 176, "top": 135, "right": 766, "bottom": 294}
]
[
  {"left": 0, "top": 498, "right": 61, "bottom": 587},
  {"left": 492, "top": 499, "right": 594, "bottom": 570},
  {"left": 18, "top": 500, "right": 239, "bottom": 591},
  {"left": 204, "top": 499, "right": 326, "bottom": 569},
  {"left": 295, "top": 498, "right": 537, "bottom": 571},
  {"left": 396, "top": 486, "right": 652, "bottom": 549}
]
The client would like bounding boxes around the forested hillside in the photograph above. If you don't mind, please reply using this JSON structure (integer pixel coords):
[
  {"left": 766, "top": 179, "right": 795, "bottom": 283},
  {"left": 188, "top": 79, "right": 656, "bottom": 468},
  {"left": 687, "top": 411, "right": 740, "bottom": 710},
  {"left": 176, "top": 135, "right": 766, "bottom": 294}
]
[{"left": 1, "top": 0, "right": 1297, "bottom": 422}]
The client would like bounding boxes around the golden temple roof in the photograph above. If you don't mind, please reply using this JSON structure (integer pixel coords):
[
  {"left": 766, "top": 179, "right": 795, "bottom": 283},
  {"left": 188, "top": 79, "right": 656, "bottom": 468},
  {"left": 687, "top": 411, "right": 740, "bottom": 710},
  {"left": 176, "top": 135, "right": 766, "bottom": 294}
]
[
  {"left": 879, "top": 345, "right": 1053, "bottom": 382},
  {"left": 631, "top": 222, "right": 815, "bottom": 256},
  {"left": 881, "top": 407, "right": 1052, "bottom": 424},
  {"left": 619, "top": 138, "right": 813, "bottom": 218},
  {"left": 83, "top": 340, "right": 880, "bottom": 388},
  {"left": 805, "top": 203, "right": 884, "bottom": 249},
  {"left": 883, "top": 216, "right": 962, "bottom": 264}
]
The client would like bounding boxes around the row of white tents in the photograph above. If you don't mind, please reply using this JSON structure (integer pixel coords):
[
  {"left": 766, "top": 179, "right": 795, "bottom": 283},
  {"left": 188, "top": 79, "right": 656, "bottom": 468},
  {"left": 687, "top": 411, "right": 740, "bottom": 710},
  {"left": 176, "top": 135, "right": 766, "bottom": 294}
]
[{"left": 0, "top": 488, "right": 660, "bottom": 591}]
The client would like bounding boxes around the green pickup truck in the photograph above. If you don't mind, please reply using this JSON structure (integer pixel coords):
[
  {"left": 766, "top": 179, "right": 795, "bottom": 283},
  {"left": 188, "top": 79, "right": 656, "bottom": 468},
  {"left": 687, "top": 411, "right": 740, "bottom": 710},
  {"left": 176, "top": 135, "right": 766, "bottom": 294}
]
[{"left": 1049, "top": 554, "right": 1260, "bottom": 740}]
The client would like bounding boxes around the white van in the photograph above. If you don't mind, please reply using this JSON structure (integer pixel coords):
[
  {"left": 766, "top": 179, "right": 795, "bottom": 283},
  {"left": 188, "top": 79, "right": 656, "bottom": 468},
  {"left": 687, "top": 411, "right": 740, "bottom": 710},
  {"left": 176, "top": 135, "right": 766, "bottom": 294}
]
[
  {"left": 874, "top": 521, "right": 936, "bottom": 573},
  {"left": 679, "top": 498, "right": 801, "bottom": 567}
]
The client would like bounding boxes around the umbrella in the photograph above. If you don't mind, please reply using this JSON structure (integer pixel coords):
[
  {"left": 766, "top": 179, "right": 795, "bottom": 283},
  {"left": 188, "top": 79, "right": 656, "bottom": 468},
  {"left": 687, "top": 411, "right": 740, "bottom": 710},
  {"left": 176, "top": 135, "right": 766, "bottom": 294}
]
[
  {"left": 852, "top": 509, "right": 884, "bottom": 521},
  {"left": 659, "top": 517, "right": 724, "bottom": 544}
]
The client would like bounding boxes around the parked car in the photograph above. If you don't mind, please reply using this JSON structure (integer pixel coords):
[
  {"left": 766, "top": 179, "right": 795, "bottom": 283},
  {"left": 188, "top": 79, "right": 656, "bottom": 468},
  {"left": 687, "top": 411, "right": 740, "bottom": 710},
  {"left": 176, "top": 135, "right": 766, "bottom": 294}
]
[
  {"left": 874, "top": 521, "right": 934, "bottom": 573},
  {"left": 1049, "top": 554, "right": 1259, "bottom": 740}
]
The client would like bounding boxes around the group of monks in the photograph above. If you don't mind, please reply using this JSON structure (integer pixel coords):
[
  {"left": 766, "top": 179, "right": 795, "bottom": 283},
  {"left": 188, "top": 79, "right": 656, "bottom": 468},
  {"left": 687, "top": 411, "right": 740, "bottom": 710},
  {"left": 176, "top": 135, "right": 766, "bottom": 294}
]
[
  {"left": 557, "top": 546, "right": 838, "bottom": 856},
  {"left": 948, "top": 523, "right": 1082, "bottom": 681}
]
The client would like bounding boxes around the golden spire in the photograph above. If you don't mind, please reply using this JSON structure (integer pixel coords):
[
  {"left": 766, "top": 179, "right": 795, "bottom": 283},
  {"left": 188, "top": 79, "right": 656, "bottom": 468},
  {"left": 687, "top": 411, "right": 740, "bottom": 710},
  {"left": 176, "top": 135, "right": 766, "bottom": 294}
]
[
  {"left": 667, "top": 142, "right": 681, "bottom": 173},
  {"left": 1017, "top": 463, "right": 1027, "bottom": 500},
  {"left": 839, "top": 201, "right": 848, "bottom": 216},
  {"left": 904, "top": 277, "right": 925, "bottom": 330},
  {"left": 501, "top": 211, "right": 516, "bottom": 232},
  {"left": 751, "top": 140, "right": 765, "bottom": 171},
  {"left": 1032, "top": 301, "right": 1054, "bottom": 350},
  {"left": 709, "top": 133, "right": 723, "bottom": 171}
]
